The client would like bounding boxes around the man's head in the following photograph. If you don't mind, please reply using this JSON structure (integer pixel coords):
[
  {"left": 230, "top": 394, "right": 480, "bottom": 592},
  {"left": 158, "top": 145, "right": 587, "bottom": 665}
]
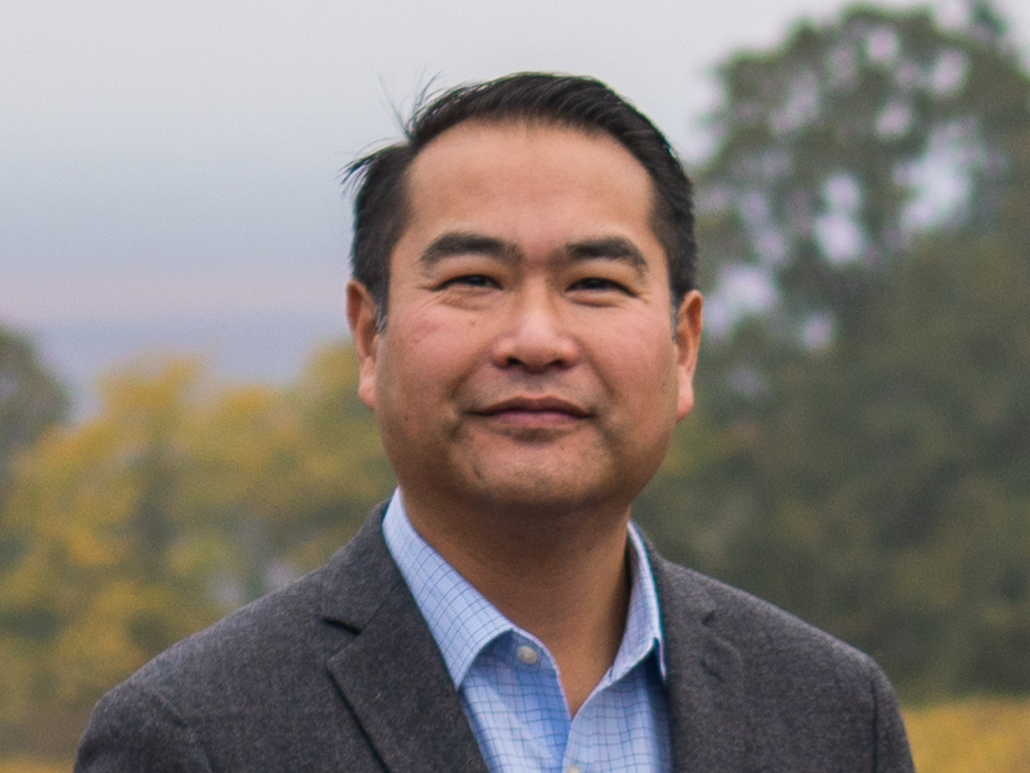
[
  {"left": 345, "top": 75, "right": 703, "bottom": 524},
  {"left": 346, "top": 72, "right": 697, "bottom": 329}
]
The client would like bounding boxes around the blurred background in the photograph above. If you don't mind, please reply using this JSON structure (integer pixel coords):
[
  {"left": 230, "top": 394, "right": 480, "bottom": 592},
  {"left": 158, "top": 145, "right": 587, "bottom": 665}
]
[{"left": 2, "top": 0, "right": 1029, "bottom": 769}]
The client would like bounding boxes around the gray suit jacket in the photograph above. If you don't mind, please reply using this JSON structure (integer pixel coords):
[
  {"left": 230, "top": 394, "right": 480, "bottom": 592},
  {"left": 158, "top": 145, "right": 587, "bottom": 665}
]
[{"left": 75, "top": 507, "right": 915, "bottom": 772}]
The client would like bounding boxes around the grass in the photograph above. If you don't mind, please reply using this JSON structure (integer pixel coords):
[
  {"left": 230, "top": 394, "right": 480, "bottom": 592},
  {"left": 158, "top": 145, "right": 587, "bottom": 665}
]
[
  {"left": 0, "top": 763, "right": 70, "bottom": 773},
  {"left": 904, "top": 697, "right": 1030, "bottom": 773}
]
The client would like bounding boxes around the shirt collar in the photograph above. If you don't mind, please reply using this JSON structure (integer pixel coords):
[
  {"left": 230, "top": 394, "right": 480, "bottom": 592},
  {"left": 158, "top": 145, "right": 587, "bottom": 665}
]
[{"left": 382, "top": 489, "right": 666, "bottom": 687}]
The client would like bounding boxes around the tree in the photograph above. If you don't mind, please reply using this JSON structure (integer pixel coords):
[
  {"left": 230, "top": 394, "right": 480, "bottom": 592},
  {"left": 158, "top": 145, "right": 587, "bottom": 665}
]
[
  {"left": 636, "top": 0, "right": 1030, "bottom": 699},
  {"left": 0, "top": 325, "right": 69, "bottom": 752},
  {"left": 697, "top": 0, "right": 1029, "bottom": 357},
  {"left": 0, "top": 325, "right": 67, "bottom": 496},
  {"left": 0, "top": 345, "right": 392, "bottom": 757}
]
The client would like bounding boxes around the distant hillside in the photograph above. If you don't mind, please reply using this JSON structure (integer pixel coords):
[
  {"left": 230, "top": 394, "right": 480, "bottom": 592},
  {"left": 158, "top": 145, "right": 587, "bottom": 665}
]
[{"left": 28, "top": 313, "right": 346, "bottom": 419}]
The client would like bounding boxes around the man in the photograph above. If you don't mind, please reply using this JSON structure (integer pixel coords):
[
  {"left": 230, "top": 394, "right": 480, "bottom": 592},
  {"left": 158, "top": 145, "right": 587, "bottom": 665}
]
[{"left": 76, "top": 73, "right": 915, "bottom": 772}]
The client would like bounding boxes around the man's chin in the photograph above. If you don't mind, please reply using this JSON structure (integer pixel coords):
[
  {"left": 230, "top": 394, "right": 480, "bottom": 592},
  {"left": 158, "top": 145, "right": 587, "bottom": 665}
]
[{"left": 463, "top": 463, "right": 627, "bottom": 516}]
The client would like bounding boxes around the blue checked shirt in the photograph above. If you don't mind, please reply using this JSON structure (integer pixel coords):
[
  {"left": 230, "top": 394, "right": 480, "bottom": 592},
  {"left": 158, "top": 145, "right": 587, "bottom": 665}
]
[{"left": 382, "top": 492, "right": 671, "bottom": 773}]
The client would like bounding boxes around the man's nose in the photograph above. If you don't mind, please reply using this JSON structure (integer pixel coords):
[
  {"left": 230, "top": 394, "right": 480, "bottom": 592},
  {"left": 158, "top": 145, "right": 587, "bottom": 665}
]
[{"left": 491, "top": 290, "right": 579, "bottom": 372}]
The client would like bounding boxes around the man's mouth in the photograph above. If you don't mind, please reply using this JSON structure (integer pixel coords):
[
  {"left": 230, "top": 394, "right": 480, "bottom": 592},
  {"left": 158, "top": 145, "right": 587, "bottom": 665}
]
[{"left": 474, "top": 396, "right": 591, "bottom": 427}]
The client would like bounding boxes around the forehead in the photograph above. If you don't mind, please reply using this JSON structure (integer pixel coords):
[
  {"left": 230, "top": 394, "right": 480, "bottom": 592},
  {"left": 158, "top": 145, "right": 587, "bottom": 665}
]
[{"left": 401, "top": 120, "right": 658, "bottom": 241}]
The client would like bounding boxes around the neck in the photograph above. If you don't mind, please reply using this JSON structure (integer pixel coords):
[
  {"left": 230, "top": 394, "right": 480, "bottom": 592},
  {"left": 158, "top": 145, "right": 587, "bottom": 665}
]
[{"left": 403, "top": 493, "right": 633, "bottom": 716}]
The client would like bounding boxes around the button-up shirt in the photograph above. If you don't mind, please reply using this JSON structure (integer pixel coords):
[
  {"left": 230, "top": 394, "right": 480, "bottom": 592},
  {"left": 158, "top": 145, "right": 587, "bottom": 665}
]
[{"left": 382, "top": 492, "right": 671, "bottom": 773}]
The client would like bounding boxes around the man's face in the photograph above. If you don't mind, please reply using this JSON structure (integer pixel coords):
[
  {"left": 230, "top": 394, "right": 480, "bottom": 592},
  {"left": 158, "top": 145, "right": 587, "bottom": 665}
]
[{"left": 348, "top": 121, "right": 702, "bottom": 518}]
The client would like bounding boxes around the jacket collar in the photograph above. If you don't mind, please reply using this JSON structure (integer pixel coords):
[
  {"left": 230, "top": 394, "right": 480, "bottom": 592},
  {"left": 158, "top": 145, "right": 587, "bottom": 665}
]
[
  {"left": 650, "top": 549, "right": 746, "bottom": 773},
  {"left": 317, "top": 506, "right": 744, "bottom": 773},
  {"left": 318, "top": 503, "right": 490, "bottom": 773}
]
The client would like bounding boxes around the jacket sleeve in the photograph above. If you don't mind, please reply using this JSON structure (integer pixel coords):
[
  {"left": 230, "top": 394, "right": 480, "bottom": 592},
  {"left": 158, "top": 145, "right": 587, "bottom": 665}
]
[
  {"left": 74, "top": 681, "right": 214, "bottom": 773},
  {"left": 870, "top": 661, "right": 916, "bottom": 773}
]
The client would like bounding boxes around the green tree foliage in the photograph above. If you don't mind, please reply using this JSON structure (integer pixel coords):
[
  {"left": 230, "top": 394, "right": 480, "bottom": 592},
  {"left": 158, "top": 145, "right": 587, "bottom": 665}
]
[
  {"left": 657, "top": 224, "right": 1029, "bottom": 698},
  {"left": 0, "top": 326, "right": 67, "bottom": 497},
  {"left": 637, "top": 0, "right": 1030, "bottom": 700},
  {"left": 697, "top": 0, "right": 1027, "bottom": 353},
  {"left": 0, "top": 325, "right": 69, "bottom": 753},
  {"left": 0, "top": 346, "right": 392, "bottom": 755}
]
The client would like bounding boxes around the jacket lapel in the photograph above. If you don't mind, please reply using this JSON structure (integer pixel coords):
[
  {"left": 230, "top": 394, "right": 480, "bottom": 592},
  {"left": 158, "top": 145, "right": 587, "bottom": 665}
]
[
  {"left": 319, "top": 509, "right": 490, "bottom": 773},
  {"left": 318, "top": 510, "right": 745, "bottom": 773},
  {"left": 652, "top": 555, "right": 746, "bottom": 773}
]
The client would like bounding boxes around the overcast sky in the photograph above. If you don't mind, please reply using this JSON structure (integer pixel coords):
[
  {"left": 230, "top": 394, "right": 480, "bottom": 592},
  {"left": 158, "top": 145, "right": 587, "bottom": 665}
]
[{"left": 3, "top": 0, "right": 1028, "bottom": 333}]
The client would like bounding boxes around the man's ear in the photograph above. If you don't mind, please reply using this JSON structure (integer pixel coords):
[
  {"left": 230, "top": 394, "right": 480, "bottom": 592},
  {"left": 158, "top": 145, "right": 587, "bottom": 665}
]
[
  {"left": 674, "top": 290, "right": 704, "bottom": 422},
  {"left": 347, "top": 280, "right": 380, "bottom": 411}
]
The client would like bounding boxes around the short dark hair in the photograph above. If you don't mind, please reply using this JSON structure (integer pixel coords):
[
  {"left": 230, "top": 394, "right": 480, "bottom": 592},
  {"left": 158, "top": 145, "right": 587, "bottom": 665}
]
[{"left": 345, "top": 72, "right": 697, "bottom": 327}]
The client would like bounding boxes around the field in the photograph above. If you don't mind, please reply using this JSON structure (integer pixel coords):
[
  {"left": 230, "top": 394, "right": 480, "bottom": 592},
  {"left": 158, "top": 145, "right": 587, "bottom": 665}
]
[
  {"left": 905, "top": 698, "right": 1030, "bottom": 773},
  {"left": 2, "top": 697, "right": 1027, "bottom": 772}
]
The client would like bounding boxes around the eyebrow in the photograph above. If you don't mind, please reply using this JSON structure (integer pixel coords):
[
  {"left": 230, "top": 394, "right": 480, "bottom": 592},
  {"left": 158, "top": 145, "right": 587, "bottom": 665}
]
[
  {"left": 563, "top": 237, "right": 648, "bottom": 275},
  {"left": 419, "top": 231, "right": 650, "bottom": 276},
  {"left": 421, "top": 232, "right": 519, "bottom": 267}
]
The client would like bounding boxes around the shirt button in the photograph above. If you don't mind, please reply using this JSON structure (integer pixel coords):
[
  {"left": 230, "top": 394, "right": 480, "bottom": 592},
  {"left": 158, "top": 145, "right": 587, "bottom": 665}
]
[
  {"left": 568, "top": 765, "right": 583, "bottom": 773},
  {"left": 516, "top": 645, "right": 539, "bottom": 665}
]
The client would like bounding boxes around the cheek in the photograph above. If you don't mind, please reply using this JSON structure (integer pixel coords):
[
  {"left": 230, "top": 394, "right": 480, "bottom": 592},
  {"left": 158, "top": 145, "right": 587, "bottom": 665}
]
[
  {"left": 600, "top": 322, "right": 677, "bottom": 396},
  {"left": 592, "top": 323, "right": 680, "bottom": 452},
  {"left": 380, "top": 311, "right": 479, "bottom": 403}
]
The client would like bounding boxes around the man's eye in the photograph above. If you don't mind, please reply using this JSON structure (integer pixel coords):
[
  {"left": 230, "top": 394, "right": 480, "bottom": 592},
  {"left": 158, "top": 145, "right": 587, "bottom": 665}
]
[
  {"left": 570, "top": 277, "right": 627, "bottom": 293},
  {"left": 443, "top": 274, "right": 499, "bottom": 289}
]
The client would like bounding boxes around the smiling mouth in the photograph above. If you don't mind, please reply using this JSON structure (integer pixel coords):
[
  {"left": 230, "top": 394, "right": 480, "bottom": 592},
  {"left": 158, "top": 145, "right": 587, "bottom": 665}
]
[
  {"left": 473, "top": 396, "right": 591, "bottom": 430},
  {"left": 479, "top": 395, "right": 589, "bottom": 415}
]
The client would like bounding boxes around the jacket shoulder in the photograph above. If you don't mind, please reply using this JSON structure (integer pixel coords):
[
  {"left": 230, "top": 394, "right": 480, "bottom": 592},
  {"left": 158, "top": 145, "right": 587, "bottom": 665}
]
[
  {"left": 76, "top": 511, "right": 403, "bottom": 772},
  {"left": 694, "top": 567, "right": 869, "bottom": 662},
  {"left": 656, "top": 556, "right": 876, "bottom": 676},
  {"left": 654, "top": 558, "right": 914, "bottom": 772}
]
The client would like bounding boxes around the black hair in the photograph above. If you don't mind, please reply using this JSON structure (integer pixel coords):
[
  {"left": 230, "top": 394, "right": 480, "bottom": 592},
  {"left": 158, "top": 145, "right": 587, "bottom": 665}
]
[{"left": 345, "top": 72, "right": 697, "bottom": 327}]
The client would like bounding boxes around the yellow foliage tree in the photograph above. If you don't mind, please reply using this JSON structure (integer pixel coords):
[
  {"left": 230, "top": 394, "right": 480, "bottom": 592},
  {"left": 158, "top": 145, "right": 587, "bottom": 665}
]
[{"left": 0, "top": 344, "right": 392, "bottom": 757}]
